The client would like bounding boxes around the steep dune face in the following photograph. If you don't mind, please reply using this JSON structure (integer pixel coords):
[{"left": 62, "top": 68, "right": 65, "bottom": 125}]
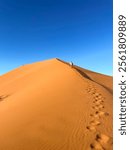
[
  {"left": 0, "top": 58, "right": 113, "bottom": 150},
  {"left": 73, "top": 65, "right": 113, "bottom": 93}
]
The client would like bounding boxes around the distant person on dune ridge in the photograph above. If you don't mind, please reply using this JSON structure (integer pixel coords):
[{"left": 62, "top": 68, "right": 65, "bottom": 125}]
[{"left": 69, "top": 61, "right": 73, "bottom": 68}]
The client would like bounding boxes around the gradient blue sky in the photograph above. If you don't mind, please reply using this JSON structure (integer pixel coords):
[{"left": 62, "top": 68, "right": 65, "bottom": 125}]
[{"left": 0, "top": 0, "right": 112, "bottom": 75}]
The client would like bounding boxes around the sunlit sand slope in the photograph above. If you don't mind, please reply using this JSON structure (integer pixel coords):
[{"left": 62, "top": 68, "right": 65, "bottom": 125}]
[{"left": 0, "top": 58, "right": 113, "bottom": 150}]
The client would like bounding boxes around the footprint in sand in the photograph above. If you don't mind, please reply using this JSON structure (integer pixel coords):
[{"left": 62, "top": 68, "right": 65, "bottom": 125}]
[
  {"left": 86, "top": 89, "right": 91, "bottom": 92},
  {"left": 87, "top": 87, "right": 96, "bottom": 93},
  {"left": 90, "top": 114, "right": 100, "bottom": 118},
  {"left": 95, "top": 104, "right": 104, "bottom": 109},
  {"left": 93, "top": 93, "right": 104, "bottom": 99},
  {"left": 92, "top": 106, "right": 100, "bottom": 110},
  {"left": 90, "top": 120, "right": 101, "bottom": 126},
  {"left": 94, "top": 99, "right": 104, "bottom": 103},
  {"left": 97, "top": 99, "right": 104, "bottom": 103},
  {"left": 86, "top": 126, "right": 96, "bottom": 132},
  {"left": 95, "top": 111, "right": 109, "bottom": 117},
  {"left": 86, "top": 120, "right": 101, "bottom": 133},
  {"left": 90, "top": 91, "right": 97, "bottom": 95},
  {"left": 90, "top": 141, "right": 104, "bottom": 150},
  {"left": 94, "top": 94, "right": 103, "bottom": 100},
  {"left": 94, "top": 96, "right": 99, "bottom": 100},
  {"left": 0, "top": 95, "right": 9, "bottom": 101},
  {"left": 90, "top": 133, "right": 111, "bottom": 150},
  {"left": 93, "top": 93, "right": 101, "bottom": 97},
  {"left": 96, "top": 134, "right": 110, "bottom": 144},
  {"left": 97, "top": 95, "right": 103, "bottom": 99},
  {"left": 93, "top": 100, "right": 104, "bottom": 105},
  {"left": 92, "top": 105, "right": 104, "bottom": 111},
  {"left": 93, "top": 101, "right": 96, "bottom": 104}
]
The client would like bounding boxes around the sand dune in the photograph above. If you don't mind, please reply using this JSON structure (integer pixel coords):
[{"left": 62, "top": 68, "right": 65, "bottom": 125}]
[{"left": 0, "top": 58, "right": 113, "bottom": 150}]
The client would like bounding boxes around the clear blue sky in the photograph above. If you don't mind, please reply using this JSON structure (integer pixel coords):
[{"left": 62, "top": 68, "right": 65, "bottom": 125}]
[{"left": 0, "top": 0, "right": 112, "bottom": 75}]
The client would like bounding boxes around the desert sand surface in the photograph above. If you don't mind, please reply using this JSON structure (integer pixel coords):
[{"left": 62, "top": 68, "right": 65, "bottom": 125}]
[{"left": 0, "top": 58, "right": 113, "bottom": 150}]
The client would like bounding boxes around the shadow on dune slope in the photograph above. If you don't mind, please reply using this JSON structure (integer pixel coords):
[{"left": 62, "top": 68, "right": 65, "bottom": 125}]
[{"left": 57, "top": 58, "right": 113, "bottom": 94}]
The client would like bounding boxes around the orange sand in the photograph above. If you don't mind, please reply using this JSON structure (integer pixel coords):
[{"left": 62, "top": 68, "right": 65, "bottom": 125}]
[{"left": 0, "top": 58, "right": 113, "bottom": 150}]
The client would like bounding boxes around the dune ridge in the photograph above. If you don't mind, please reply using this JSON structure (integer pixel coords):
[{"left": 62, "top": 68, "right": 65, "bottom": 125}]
[{"left": 0, "top": 58, "right": 113, "bottom": 150}]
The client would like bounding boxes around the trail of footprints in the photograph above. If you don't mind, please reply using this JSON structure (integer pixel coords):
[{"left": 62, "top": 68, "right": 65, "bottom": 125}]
[{"left": 86, "top": 85, "right": 111, "bottom": 150}]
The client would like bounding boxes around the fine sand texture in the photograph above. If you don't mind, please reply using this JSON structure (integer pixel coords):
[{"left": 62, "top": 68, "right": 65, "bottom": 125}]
[{"left": 0, "top": 58, "right": 113, "bottom": 150}]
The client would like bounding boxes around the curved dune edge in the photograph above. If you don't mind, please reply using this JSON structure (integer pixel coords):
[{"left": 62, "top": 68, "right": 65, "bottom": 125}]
[{"left": 0, "top": 58, "right": 113, "bottom": 150}]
